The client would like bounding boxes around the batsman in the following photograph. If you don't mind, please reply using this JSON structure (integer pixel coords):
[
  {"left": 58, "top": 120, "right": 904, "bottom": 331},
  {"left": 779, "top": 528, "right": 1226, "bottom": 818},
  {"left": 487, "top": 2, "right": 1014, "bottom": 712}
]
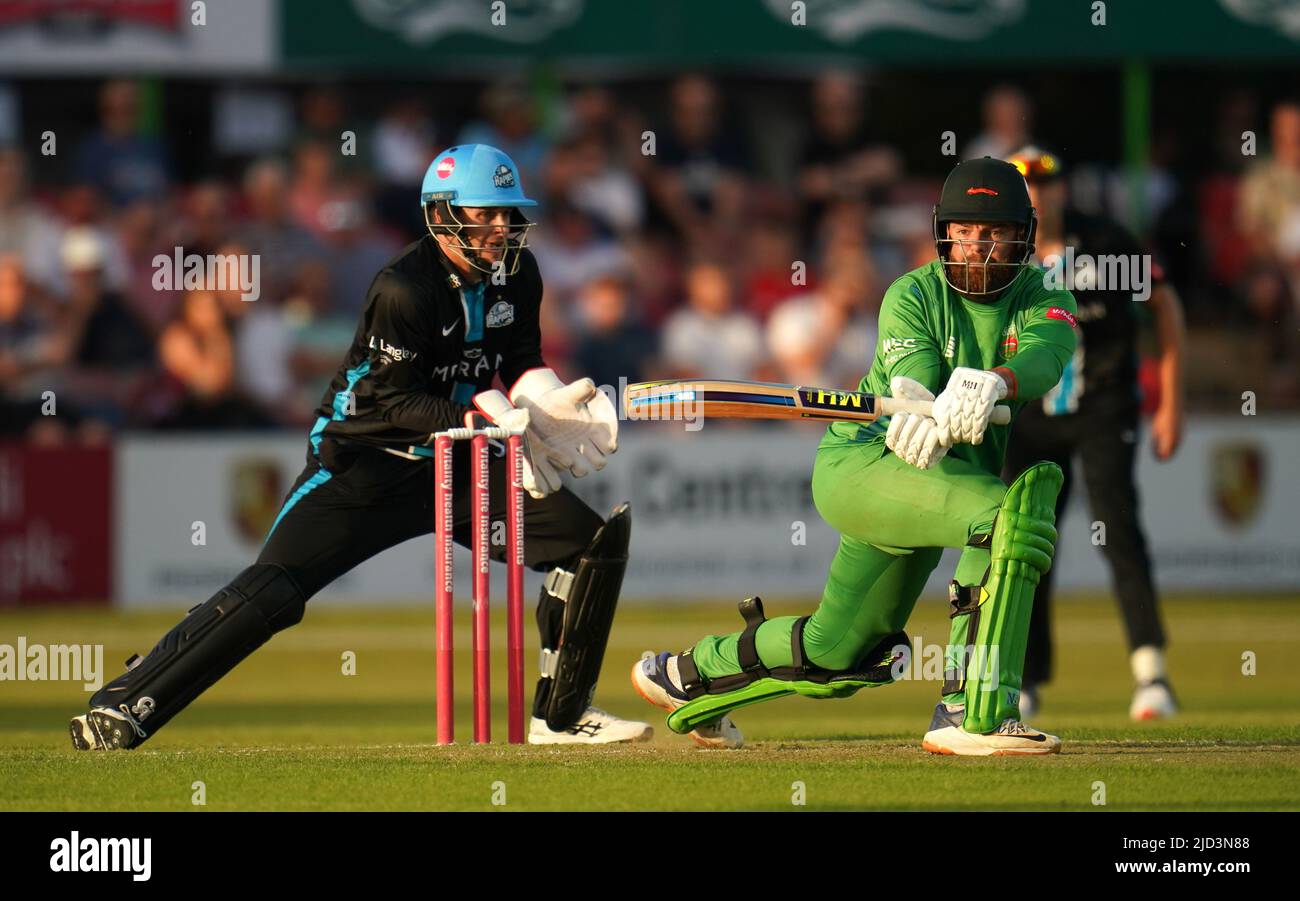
[
  {"left": 72, "top": 144, "right": 651, "bottom": 749},
  {"left": 635, "top": 157, "right": 1078, "bottom": 754}
]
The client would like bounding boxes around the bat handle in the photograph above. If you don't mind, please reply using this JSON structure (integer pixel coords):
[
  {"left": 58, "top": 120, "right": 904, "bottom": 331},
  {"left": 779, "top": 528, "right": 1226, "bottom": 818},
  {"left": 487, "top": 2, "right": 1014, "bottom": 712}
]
[{"left": 879, "top": 397, "right": 1013, "bottom": 425}]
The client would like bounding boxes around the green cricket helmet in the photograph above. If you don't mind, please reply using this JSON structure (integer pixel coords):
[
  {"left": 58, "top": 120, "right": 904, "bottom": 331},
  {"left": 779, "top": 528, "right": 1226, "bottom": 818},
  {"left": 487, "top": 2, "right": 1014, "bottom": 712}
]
[{"left": 932, "top": 156, "right": 1037, "bottom": 298}]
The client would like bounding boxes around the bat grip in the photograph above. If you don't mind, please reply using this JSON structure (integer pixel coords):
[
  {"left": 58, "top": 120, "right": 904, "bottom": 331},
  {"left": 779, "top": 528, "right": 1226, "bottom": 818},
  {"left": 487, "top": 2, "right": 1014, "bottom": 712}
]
[{"left": 879, "top": 397, "right": 1012, "bottom": 425}]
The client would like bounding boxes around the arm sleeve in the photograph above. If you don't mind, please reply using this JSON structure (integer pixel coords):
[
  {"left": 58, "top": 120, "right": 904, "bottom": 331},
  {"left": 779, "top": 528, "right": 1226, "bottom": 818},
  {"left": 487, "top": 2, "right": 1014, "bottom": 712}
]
[
  {"left": 992, "top": 289, "right": 1078, "bottom": 401},
  {"left": 874, "top": 276, "right": 943, "bottom": 393},
  {"left": 366, "top": 272, "right": 470, "bottom": 435},
  {"left": 499, "top": 251, "right": 547, "bottom": 388}
]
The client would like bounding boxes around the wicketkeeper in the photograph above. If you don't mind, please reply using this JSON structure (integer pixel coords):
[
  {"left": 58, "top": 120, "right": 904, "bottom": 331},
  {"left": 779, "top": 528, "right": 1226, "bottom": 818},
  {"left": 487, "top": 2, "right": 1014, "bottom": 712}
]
[
  {"left": 72, "top": 144, "right": 652, "bottom": 750},
  {"left": 634, "top": 157, "right": 1078, "bottom": 754}
]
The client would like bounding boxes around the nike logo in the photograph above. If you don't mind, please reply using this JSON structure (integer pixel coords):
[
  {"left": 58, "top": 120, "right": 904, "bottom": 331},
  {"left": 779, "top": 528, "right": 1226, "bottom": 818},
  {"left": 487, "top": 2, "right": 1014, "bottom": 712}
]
[{"left": 442, "top": 321, "right": 460, "bottom": 336}]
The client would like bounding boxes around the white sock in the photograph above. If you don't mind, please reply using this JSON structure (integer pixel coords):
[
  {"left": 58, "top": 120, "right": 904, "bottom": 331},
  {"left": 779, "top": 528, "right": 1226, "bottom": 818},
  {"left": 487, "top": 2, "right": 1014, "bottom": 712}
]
[{"left": 1131, "top": 645, "right": 1166, "bottom": 684}]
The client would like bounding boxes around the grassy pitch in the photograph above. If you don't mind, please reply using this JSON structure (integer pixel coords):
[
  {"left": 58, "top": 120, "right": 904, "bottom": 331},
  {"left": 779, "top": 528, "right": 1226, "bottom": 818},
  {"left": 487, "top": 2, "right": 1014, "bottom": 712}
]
[{"left": 1, "top": 594, "right": 1297, "bottom": 811}]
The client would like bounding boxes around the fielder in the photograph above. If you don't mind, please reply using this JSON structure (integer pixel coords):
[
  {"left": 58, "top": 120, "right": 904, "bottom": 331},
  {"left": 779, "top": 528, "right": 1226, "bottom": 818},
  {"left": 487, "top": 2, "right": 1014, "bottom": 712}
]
[
  {"left": 634, "top": 157, "right": 1078, "bottom": 754},
  {"left": 72, "top": 144, "right": 652, "bottom": 749}
]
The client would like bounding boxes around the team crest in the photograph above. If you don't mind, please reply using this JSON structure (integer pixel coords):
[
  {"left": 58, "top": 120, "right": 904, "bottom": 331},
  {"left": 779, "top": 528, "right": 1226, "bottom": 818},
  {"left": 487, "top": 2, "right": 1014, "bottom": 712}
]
[
  {"left": 1211, "top": 443, "right": 1264, "bottom": 528},
  {"left": 493, "top": 164, "right": 516, "bottom": 188},
  {"left": 1001, "top": 324, "right": 1018, "bottom": 358},
  {"left": 230, "top": 458, "right": 283, "bottom": 545},
  {"left": 486, "top": 300, "right": 515, "bottom": 327}
]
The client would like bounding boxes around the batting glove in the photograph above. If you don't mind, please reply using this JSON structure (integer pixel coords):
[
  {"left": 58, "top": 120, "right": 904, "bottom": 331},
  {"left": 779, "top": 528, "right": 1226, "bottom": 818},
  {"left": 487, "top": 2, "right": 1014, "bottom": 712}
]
[{"left": 931, "top": 367, "right": 1007, "bottom": 447}]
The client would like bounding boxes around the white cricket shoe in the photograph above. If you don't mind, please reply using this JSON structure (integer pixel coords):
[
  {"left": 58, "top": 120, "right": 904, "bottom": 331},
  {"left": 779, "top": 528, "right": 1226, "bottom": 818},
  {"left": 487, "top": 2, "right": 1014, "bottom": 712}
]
[
  {"left": 1129, "top": 680, "right": 1177, "bottom": 721},
  {"left": 527, "top": 706, "right": 653, "bottom": 745},
  {"left": 921, "top": 702, "right": 1061, "bottom": 756},
  {"left": 632, "top": 653, "right": 744, "bottom": 749}
]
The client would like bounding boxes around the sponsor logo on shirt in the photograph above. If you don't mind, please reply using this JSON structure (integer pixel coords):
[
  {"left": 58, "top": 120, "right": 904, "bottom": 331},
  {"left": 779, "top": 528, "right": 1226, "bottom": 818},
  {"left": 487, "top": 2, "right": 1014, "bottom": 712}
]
[
  {"left": 369, "top": 334, "right": 418, "bottom": 363},
  {"left": 1046, "top": 306, "right": 1077, "bottom": 327},
  {"left": 944, "top": 336, "right": 956, "bottom": 359},
  {"left": 486, "top": 300, "right": 515, "bottom": 327},
  {"left": 881, "top": 336, "right": 922, "bottom": 366}
]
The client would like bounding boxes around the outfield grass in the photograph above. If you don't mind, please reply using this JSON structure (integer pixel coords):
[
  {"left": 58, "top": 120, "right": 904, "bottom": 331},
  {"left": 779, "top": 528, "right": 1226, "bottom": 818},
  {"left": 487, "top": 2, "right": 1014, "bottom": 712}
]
[{"left": 1, "top": 595, "right": 1297, "bottom": 811}]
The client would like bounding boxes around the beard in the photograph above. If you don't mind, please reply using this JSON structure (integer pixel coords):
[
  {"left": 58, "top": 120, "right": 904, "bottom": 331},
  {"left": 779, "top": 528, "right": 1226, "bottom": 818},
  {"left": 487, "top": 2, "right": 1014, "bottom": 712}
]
[{"left": 943, "top": 257, "right": 1020, "bottom": 298}]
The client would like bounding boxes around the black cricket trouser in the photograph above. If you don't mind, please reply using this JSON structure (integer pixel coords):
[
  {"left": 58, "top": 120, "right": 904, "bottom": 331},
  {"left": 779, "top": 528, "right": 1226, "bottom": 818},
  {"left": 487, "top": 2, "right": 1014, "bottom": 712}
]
[
  {"left": 260, "top": 440, "right": 603, "bottom": 599},
  {"left": 1001, "top": 401, "right": 1166, "bottom": 687}
]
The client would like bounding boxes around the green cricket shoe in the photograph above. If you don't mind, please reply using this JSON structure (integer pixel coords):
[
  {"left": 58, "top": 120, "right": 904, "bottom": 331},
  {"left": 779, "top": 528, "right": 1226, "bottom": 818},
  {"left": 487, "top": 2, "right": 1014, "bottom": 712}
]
[{"left": 921, "top": 701, "right": 1061, "bottom": 757}]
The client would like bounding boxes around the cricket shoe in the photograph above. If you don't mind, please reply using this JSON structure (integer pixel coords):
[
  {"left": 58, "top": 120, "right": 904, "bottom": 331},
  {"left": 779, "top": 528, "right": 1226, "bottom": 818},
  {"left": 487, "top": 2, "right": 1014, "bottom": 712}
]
[
  {"left": 921, "top": 702, "right": 1061, "bottom": 756},
  {"left": 631, "top": 652, "right": 743, "bottom": 749},
  {"left": 528, "top": 706, "right": 653, "bottom": 745},
  {"left": 1129, "top": 679, "right": 1177, "bottom": 721},
  {"left": 69, "top": 707, "right": 147, "bottom": 751}
]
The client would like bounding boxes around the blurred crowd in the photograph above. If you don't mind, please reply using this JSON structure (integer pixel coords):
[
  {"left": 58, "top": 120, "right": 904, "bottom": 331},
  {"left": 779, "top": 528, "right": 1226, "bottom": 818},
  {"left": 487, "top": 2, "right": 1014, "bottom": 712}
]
[{"left": 1, "top": 75, "right": 1297, "bottom": 440}]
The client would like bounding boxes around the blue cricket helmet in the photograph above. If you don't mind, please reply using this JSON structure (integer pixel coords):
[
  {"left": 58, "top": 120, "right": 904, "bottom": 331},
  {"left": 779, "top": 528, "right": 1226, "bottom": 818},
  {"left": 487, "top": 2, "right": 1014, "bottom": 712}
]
[
  {"left": 420, "top": 144, "right": 537, "bottom": 208},
  {"left": 421, "top": 144, "right": 536, "bottom": 277}
]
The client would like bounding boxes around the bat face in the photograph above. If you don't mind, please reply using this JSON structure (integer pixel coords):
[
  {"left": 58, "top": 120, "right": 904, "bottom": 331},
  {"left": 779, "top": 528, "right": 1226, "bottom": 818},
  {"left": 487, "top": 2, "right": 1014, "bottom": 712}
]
[{"left": 624, "top": 379, "right": 885, "bottom": 424}]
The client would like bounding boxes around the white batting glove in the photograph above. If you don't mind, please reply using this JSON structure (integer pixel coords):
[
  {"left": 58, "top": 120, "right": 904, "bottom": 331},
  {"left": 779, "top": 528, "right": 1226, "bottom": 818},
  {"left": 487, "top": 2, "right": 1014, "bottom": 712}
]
[
  {"left": 472, "top": 389, "right": 562, "bottom": 499},
  {"left": 886, "top": 411, "right": 949, "bottom": 470},
  {"left": 889, "top": 375, "right": 938, "bottom": 405},
  {"left": 510, "top": 368, "right": 619, "bottom": 479},
  {"left": 931, "top": 367, "right": 1008, "bottom": 447}
]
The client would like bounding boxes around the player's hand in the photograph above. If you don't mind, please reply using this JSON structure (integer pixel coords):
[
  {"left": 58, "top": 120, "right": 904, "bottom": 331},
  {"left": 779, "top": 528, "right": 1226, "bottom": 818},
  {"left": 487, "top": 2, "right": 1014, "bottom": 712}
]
[
  {"left": 510, "top": 368, "right": 618, "bottom": 478},
  {"left": 885, "top": 410, "right": 948, "bottom": 470},
  {"left": 1151, "top": 401, "right": 1183, "bottom": 461},
  {"left": 931, "top": 367, "right": 1007, "bottom": 446},
  {"left": 472, "top": 389, "right": 562, "bottom": 499}
]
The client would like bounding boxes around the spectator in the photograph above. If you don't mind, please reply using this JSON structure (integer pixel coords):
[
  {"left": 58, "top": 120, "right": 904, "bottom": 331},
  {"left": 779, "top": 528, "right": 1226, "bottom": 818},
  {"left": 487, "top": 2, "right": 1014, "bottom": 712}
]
[
  {"left": 322, "top": 192, "right": 403, "bottom": 316},
  {"left": 289, "top": 139, "right": 345, "bottom": 242},
  {"left": 373, "top": 99, "right": 437, "bottom": 236},
  {"left": 646, "top": 75, "right": 749, "bottom": 250},
  {"left": 548, "top": 134, "right": 645, "bottom": 235},
  {"left": 158, "top": 290, "right": 270, "bottom": 429},
  {"left": 661, "top": 260, "right": 763, "bottom": 380},
  {"left": 528, "top": 201, "right": 631, "bottom": 310},
  {"left": 965, "top": 85, "right": 1034, "bottom": 162},
  {"left": 237, "top": 158, "right": 326, "bottom": 306},
  {"left": 0, "top": 148, "right": 64, "bottom": 292},
  {"left": 767, "top": 256, "right": 878, "bottom": 388},
  {"left": 1236, "top": 100, "right": 1300, "bottom": 394},
  {"left": 572, "top": 275, "right": 656, "bottom": 389},
  {"left": 458, "top": 81, "right": 549, "bottom": 187},
  {"left": 740, "top": 217, "right": 811, "bottom": 323},
  {"left": 0, "top": 254, "right": 70, "bottom": 436},
  {"left": 72, "top": 80, "right": 170, "bottom": 208},
  {"left": 117, "top": 198, "right": 179, "bottom": 336},
  {"left": 175, "top": 180, "right": 233, "bottom": 258},
  {"left": 61, "top": 227, "right": 154, "bottom": 427},
  {"left": 798, "top": 72, "right": 901, "bottom": 229}
]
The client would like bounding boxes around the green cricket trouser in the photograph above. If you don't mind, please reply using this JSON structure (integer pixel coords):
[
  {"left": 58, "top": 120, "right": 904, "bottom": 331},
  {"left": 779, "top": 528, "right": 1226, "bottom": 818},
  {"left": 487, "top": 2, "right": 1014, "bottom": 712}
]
[{"left": 690, "top": 440, "right": 1007, "bottom": 677}]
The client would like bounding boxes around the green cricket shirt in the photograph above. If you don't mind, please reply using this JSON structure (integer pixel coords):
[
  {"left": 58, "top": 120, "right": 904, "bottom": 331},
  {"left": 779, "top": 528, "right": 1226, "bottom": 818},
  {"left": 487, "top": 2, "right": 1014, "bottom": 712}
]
[{"left": 822, "top": 258, "right": 1078, "bottom": 475}]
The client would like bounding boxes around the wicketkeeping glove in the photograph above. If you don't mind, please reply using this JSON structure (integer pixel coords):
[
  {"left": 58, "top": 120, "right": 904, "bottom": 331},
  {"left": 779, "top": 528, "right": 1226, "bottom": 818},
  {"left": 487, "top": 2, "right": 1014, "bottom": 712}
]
[
  {"left": 931, "top": 367, "right": 1008, "bottom": 447},
  {"left": 509, "top": 368, "right": 618, "bottom": 479},
  {"left": 472, "top": 389, "right": 563, "bottom": 499}
]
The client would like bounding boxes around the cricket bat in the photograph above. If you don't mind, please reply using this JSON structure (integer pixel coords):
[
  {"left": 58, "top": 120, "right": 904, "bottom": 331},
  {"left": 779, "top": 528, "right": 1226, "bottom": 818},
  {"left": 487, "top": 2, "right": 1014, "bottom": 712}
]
[{"left": 623, "top": 378, "right": 1012, "bottom": 425}]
